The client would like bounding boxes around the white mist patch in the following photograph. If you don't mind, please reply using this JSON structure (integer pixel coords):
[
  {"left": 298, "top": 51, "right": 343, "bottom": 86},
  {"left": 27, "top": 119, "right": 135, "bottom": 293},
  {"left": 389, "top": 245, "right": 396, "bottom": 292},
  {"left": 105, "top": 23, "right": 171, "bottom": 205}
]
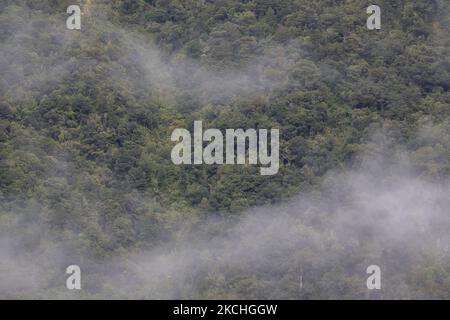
[
  {"left": 0, "top": 128, "right": 449, "bottom": 299},
  {"left": 104, "top": 154, "right": 450, "bottom": 299}
]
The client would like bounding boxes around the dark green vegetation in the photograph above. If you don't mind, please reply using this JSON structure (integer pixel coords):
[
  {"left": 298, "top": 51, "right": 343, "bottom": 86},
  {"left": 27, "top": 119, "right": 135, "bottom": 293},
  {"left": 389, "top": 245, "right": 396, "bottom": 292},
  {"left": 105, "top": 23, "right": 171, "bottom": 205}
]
[{"left": 0, "top": 0, "right": 449, "bottom": 299}]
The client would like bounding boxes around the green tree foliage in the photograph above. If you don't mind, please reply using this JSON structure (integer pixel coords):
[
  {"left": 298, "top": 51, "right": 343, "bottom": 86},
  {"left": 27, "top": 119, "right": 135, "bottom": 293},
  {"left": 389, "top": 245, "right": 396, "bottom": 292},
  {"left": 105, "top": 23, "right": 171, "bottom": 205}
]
[{"left": 0, "top": 0, "right": 449, "bottom": 299}]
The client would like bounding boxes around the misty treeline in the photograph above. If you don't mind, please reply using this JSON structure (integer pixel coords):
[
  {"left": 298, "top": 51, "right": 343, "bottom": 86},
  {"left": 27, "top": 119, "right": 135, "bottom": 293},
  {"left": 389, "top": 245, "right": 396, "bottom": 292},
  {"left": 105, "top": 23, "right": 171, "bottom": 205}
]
[{"left": 0, "top": 0, "right": 449, "bottom": 298}]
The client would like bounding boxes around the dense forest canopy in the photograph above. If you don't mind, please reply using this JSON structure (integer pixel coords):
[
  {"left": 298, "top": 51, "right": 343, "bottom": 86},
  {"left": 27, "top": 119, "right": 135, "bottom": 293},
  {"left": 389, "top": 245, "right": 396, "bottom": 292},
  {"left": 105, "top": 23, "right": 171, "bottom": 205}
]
[{"left": 0, "top": 0, "right": 449, "bottom": 299}]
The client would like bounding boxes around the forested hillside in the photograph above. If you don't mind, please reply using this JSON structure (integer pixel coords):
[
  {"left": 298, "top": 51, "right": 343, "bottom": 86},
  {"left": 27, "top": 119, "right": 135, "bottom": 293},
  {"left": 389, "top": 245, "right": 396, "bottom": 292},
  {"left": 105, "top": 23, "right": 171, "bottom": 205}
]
[{"left": 0, "top": 0, "right": 449, "bottom": 299}]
